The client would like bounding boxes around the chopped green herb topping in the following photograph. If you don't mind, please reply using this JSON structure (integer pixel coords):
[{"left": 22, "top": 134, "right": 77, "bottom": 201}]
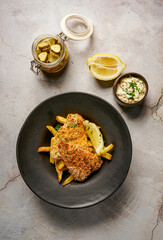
[
  {"left": 55, "top": 123, "right": 62, "bottom": 130},
  {"left": 137, "top": 87, "right": 140, "bottom": 93},
  {"left": 55, "top": 152, "right": 57, "bottom": 155},
  {"left": 126, "top": 91, "right": 135, "bottom": 100},
  {"left": 129, "top": 81, "right": 137, "bottom": 92},
  {"left": 71, "top": 124, "right": 77, "bottom": 128},
  {"left": 87, "top": 126, "right": 90, "bottom": 130},
  {"left": 127, "top": 81, "right": 141, "bottom": 100}
]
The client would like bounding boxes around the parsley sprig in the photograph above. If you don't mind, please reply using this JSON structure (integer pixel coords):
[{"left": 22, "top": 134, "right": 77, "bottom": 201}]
[
  {"left": 55, "top": 123, "right": 62, "bottom": 130},
  {"left": 71, "top": 124, "right": 77, "bottom": 128},
  {"left": 126, "top": 91, "right": 135, "bottom": 100},
  {"left": 126, "top": 81, "right": 140, "bottom": 100}
]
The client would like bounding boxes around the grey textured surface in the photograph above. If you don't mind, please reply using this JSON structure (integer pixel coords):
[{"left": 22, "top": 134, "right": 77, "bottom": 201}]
[{"left": 0, "top": 0, "right": 163, "bottom": 240}]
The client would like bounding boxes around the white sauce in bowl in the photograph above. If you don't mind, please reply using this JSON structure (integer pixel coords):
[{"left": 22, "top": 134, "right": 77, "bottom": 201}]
[{"left": 116, "top": 76, "right": 146, "bottom": 104}]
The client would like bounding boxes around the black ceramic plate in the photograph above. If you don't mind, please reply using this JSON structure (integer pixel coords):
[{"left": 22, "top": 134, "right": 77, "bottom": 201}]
[{"left": 16, "top": 92, "right": 132, "bottom": 208}]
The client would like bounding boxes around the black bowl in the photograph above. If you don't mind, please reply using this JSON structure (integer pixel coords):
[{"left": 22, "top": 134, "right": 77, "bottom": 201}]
[
  {"left": 16, "top": 92, "right": 132, "bottom": 208},
  {"left": 113, "top": 72, "right": 148, "bottom": 107}
]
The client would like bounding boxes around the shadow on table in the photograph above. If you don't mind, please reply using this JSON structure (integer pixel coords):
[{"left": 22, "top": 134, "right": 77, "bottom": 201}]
[
  {"left": 38, "top": 178, "right": 133, "bottom": 229},
  {"left": 96, "top": 79, "right": 115, "bottom": 88},
  {"left": 118, "top": 100, "right": 148, "bottom": 119},
  {"left": 41, "top": 62, "right": 69, "bottom": 81}
]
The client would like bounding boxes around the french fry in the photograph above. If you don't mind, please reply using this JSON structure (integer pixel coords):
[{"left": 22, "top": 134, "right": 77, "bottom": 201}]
[
  {"left": 50, "top": 136, "right": 56, "bottom": 146},
  {"left": 50, "top": 156, "right": 55, "bottom": 164},
  {"left": 57, "top": 169, "right": 63, "bottom": 182},
  {"left": 50, "top": 137, "right": 56, "bottom": 164},
  {"left": 46, "top": 125, "right": 57, "bottom": 136},
  {"left": 63, "top": 174, "right": 74, "bottom": 186},
  {"left": 54, "top": 159, "right": 63, "bottom": 182},
  {"left": 57, "top": 160, "right": 65, "bottom": 170},
  {"left": 38, "top": 146, "right": 50, "bottom": 152},
  {"left": 38, "top": 114, "right": 114, "bottom": 187},
  {"left": 50, "top": 136, "right": 58, "bottom": 159},
  {"left": 56, "top": 116, "right": 67, "bottom": 124},
  {"left": 101, "top": 153, "right": 112, "bottom": 160},
  {"left": 100, "top": 144, "right": 114, "bottom": 155}
]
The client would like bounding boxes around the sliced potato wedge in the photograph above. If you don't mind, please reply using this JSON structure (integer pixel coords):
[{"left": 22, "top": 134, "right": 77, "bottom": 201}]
[
  {"left": 63, "top": 175, "right": 74, "bottom": 186},
  {"left": 38, "top": 146, "right": 50, "bottom": 152},
  {"left": 56, "top": 116, "right": 67, "bottom": 124},
  {"left": 50, "top": 156, "right": 55, "bottom": 164},
  {"left": 100, "top": 144, "right": 114, "bottom": 155},
  {"left": 55, "top": 160, "right": 63, "bottom": 182},
  {"left": 57, "top": 160, "right": 65, "bottom": 170},
  {"left": 101, "top": 153, "right": 112, "bottom": 160},
  {"left": 46, "top": 126, "right": 57, "bottom": 136}
]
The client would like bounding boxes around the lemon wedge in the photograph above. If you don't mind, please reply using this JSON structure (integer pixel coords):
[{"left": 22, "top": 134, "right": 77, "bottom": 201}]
[
  {"left": 84, "top": 120, "right": 104, "bottom": 154},
  {"left": 87, "top": 53, "right": 126, "bottom": 81}
]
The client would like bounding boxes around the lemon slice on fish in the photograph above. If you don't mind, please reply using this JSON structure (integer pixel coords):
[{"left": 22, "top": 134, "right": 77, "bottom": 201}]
[
  {"left": 87, "top": 53, "right": 126, "bottom": 81},
  {"left": 84, "top": 120, "right": 104, "bottom": 154}
]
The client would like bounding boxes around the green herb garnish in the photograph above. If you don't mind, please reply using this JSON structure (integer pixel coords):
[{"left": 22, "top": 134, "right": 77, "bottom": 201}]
[
  {"left": 55, "top": 123, "right": 62, "bottom": 130},
  {"left": 71, "top": 124, "right": 77, "bottom": 128},
  {"left": 126, "top": 91, "right": 135, "bottom": 100},
  {"left": 129, "top": 81, "right": 137, "bottom": 92},
  {"left": 128, "top": 81, "right": 141, "bottom": 100},
  {"left": 137, "top": 87, "right": 140, "bottom": 93}
]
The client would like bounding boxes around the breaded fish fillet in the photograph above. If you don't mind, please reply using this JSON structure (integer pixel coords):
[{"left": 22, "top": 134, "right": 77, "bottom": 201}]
[{"left": 50, "top": 113, "right": 103, "bottom": 181}]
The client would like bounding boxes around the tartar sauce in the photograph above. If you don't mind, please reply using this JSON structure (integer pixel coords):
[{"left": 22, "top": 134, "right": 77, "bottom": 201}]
[{"left": 116, "top": 76, "right": 146, "bottom": 103}]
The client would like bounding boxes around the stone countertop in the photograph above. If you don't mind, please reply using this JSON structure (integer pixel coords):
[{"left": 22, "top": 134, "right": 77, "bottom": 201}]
[{"left": 0, "top": 0, "right": 162, "bottom": 239}]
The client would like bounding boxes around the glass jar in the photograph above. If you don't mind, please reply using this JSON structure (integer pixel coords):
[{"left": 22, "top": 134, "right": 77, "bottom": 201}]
[
  {"left": 31, "top": 33, "right": 68, "bottom": 74},
  {"left": 31, "top": 14, "right": 93, "bottom": 75}
]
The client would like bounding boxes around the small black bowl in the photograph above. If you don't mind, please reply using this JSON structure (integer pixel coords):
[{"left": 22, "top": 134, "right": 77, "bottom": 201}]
[{"left": 113, "top": 72, "right": 148, "bottom": 107}]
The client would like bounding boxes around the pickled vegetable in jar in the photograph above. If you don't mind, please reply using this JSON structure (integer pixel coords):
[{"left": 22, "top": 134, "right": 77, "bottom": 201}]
[
  {"left": 31, "top": 14, "right": 93, "bottom": 74},
  {"left": 31, "top": 34, "right": 68, "bottom": 74},
  {"left": 36, "top": 37, "right": 61, "bottom": 63}
]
